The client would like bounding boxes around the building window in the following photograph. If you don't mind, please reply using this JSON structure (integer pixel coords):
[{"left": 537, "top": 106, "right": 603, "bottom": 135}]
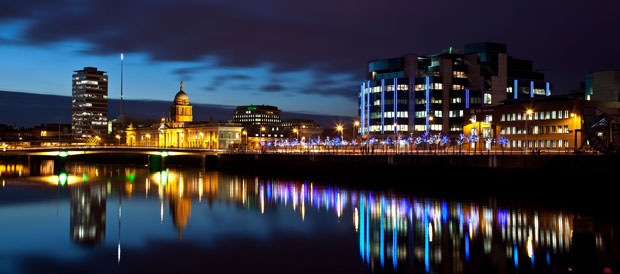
[
  {"left": 501, "top": 114, "right": 505, "bottom": 121},
  {"left": 483, "top": 93, "right": 492, "bottom": 105}
]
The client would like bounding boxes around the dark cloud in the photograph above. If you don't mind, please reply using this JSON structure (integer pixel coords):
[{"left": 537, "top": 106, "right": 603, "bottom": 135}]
[
  {"left": 2, "top": 0, "right": 620, "bottom": 93},
  {"left": 261, "top": 84, "right": 285, "bottom": 92}
]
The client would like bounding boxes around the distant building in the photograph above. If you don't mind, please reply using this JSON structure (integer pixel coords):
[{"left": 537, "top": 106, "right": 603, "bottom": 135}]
[
  {"left": 359, "top": 42, "right": 551, "bottom": 138},
  {"left": 232, "top": 105, "right": 281, "bottom": 126},
  {"left": 126, "top": 82, "right": 242, "bottom": 149},
  {"left": 281, "top": 119, "right": 322, "bottom": 140},
  {"left": 72, "top": 67, "right": 108, "bottom": 140},
  {"left": 585, "top": 70, "right": 620, "bottom": 102}
]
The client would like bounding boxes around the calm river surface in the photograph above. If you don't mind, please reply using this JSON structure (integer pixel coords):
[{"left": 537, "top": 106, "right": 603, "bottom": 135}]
[{"left": 0, "top": 161, "right": 618, "bottom": 273}]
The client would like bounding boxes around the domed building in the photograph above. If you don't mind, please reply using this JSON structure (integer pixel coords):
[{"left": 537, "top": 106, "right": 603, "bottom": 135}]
[
  {"left": 171, "top": 82, "right": 193, "bottom": 122},
  {"left": 125, "top": 81, "right": 243, "bottom": 149}
]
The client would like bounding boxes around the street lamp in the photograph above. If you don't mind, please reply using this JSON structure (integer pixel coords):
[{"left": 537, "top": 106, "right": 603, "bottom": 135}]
[
  {"left": 115, "top": 134, "right": 121, "bottom": 146},
  {"left": 354, "top": 120, "right": 360, "bottom": 139},
  {"left": 571, "top": 113, "right": 577, "bottom": 153},
  {"left": 336, "top": 125, "right": 343, "bottom": 140},
  {"left": 242, "top": 130, "right": 247, "bottom": 149},
  {"left": 525, "top": 109, "right": 533, "bottom": 154}
]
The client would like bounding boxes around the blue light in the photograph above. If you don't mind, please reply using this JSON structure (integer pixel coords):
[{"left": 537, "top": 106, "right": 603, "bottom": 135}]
[
  {"left": 392, "top": 209, "right": 397, "bottom": 269},
  {"left": 546, "top": 82, "right": 550, "bottom": 96},
  {"left": 530, "top": 81, "right": 535, "bottom": 98},
  {"left": 424, "top": 209, "right": 429, "bottom": 273},
  {"left": 465, "top": 232, "right": 470, "bottom": 261},
  {"left": 546, "top": 251, "right": 550, "bottom": 265},
  {"left": 381, "top": 79, "right": 385, "bottom": 134},
  {"left": 360, "top": 83, "right": 365, "bottom": 135},
  {"left": 441, "top": 201, "right": 448, "bottom": 223},
  {"left": 425, "top": 76, "right": 430, "bottom": 132},
  {"left": 367, "top": 80, "right": 371, "bottom": 133},
  {"left": 393, "top": 78, "right": 398, "bottom": 134},
  {"left": 514, "top": 79, "right": 518, "bottom": 100},
  {"left": 514, "top": 244, "right": 519, "bottom": 269},
  {"left": 465, "top": 89, "right": 470, "bottom": 109},
  {"left": 360, "top": 196, "right": 365, "bottom": 261},
  {"left": 380, "top": 200, "right": 384, "bottom": 267},
  {"left": 366, "top": 199, "right": 370, "bottom": 264}
]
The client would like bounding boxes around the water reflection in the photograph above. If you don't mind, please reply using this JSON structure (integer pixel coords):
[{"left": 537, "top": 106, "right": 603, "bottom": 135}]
[
  {"left": 0, "top": 161, "right": 618, "bottom": 273},
  {"left": 70, "top": 184, "right": 106, "bottom": 246}
]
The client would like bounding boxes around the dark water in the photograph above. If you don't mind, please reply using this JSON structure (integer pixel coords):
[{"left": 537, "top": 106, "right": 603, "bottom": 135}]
[{"left": 0, "top": 161, "right": 618, "bottom": 274}]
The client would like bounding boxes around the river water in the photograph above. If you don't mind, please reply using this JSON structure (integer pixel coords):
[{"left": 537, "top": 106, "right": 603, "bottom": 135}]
[{"left": 0, "top": 161, "right": 617, "bottom": 273}]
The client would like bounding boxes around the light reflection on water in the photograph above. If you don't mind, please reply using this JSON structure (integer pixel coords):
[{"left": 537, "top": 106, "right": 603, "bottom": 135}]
[{"left": 0, "top": 161, "right": 618, "bottom": 273}]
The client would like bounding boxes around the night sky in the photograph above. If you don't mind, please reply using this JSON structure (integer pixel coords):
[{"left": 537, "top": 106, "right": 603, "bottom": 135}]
[{"left": 0, "top": 0, "right": 618, "bottom": 117}]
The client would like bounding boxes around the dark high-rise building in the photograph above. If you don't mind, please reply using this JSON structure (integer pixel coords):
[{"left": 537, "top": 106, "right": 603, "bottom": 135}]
[
  {"left": 359, "top": 42, "right": 551, "bottom": 137},
  {"left": 584, "top": 70, "right": 620, "bottom": 102},
  {"left": 72, "top": 67, "right": 108, "bottom": 139}
]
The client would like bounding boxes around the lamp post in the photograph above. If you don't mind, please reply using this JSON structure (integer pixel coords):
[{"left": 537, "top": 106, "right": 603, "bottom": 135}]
[
  {"left": 242, "top": 130, "right": 247, "bottom": 150},
  {"left": 115, "top": 135, "right": 121, "bottom": 146},
  {"left": 571, "top": 113, "right": 577, "bottom": 153},
  {"left": 260, "top": 127, "right": 266, "bottom": 152},
  {"left": 525, "top": 109, "right": 533, "bottom": 154}
]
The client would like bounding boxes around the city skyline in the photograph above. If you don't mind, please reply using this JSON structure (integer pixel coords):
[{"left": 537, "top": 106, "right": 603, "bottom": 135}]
[{"left": 1, "top": 0, "right": 619, "bottom": 119}]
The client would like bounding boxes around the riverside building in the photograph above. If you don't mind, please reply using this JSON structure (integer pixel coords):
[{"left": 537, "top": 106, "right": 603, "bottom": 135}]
[
  {"left": 126, "top": 82, "right": 242, "bottom": 149},
  {"left": 72, "top": 67, "right": 108, "bottom": 140},
  {"left": 463, "top": 94, "right": 620, "bottom": 152},
  {"left": 359, "top": 42, "right": 552, "bottom": 138}
]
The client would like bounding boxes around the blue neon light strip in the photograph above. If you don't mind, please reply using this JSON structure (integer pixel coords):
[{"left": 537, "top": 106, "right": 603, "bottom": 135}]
[
  {"left": 530, "top": 81, "right": 534, "bottom": 98},
  {"left": 425, "top": 76, "right": 430, "bottom": 132},
  {"left": 367, "top": 80, "right": 370, "bottom": 134},
  {"left": 381, "top": 79, "right": 385, "bottom": 134},
  {"left": 360, "top": 83, "right": 365, "bottom": 135},
  {"left": 514, "top": 79, "right": 518, "bottom": 100},
  {"left": 546, "top": 82, "right": 550, "bottom": 96},
  {"left": 465, "top": 89, "right": 470, "bottom": 109},
  {"left": 393, "top": 78, "right": 397, "bottom": 134}
]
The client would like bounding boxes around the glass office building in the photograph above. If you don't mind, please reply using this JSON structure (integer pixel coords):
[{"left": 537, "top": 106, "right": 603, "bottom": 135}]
[
  {"left": 359, "top": 42, "right": 551, "bottom": 138},
  {"left": 72, "top": 67, "right": 108, "bottom": 139}
]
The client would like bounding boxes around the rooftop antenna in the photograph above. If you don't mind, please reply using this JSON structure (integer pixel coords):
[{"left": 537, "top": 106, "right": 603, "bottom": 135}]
[{"left": 120, "top": 53, "right": 124, "bottom": 116}]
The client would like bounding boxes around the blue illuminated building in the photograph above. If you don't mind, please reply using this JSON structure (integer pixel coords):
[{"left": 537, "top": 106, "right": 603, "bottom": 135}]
[{"left": 359, "top": 42, "right": 552, "bottom": 138}]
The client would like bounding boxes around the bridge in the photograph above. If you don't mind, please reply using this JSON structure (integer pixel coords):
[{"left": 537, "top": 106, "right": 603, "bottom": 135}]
[{"left": 0, "top": 146, "right": 223, "bottom": 157}]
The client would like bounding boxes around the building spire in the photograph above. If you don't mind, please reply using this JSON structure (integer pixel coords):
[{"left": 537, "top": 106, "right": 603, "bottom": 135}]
[{"left": 180, "top": 80, "right": 183, "bottom": 91}]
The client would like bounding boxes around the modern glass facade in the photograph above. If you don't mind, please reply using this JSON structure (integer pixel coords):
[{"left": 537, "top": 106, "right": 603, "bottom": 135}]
[{"left": 359, "top": 42, "right": 551, "bottom": 138}]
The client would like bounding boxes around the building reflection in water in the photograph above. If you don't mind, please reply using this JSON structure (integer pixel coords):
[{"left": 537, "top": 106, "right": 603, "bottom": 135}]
[
  {"left": 70, "top": 184, "right": 106, "bottom": 246},
  {"left": 3, "top": 162, "right": 616, "bottom": 273}
]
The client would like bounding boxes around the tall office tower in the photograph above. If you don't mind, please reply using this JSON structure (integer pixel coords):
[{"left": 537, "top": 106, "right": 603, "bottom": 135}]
[{"left": 72, "top": 67, "right": 108, "bottom": 139}]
